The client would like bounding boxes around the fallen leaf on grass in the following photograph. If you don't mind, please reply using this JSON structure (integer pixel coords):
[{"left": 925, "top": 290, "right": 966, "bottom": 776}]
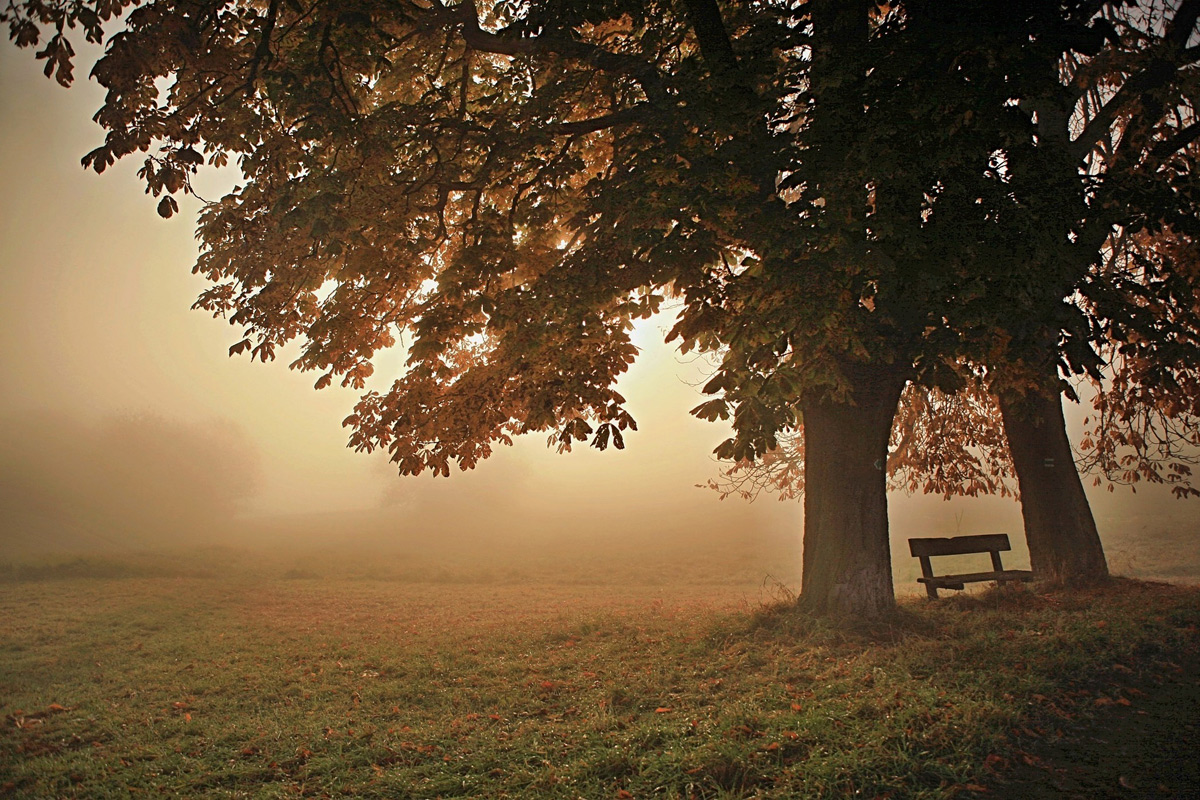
[{"left": 654, "top": 707, "right": 671, "bottom": 714}]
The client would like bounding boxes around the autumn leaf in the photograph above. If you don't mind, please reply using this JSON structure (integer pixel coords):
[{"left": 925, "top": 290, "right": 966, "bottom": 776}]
[{"left": 156, "top": 195, "right": 178, "bottom": 219}]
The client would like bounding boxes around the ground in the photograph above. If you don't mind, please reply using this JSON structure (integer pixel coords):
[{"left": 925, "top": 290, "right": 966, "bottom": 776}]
[
  {"left": 985, "top": 649, "right": 1200, "bottom": 799},
  {"left": 0, "top": 563, "right": 1196, "bottom": 798}
]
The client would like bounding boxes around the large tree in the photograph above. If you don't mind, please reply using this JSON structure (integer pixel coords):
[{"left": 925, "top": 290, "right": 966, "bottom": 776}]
[
  {"left": 2, "top": 0, "right": 907, "bottom": 616},
  {"left": 711, "top": 0, "right": 1200, "bottom": 587},
  {"left": 7, "top": 0, "right": 1197, "bottom": 614}
]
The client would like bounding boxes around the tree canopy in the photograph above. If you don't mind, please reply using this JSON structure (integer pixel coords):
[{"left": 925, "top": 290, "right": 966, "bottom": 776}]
[{"left": 7, "top": 0, "right": 1199, "bottom": 614}]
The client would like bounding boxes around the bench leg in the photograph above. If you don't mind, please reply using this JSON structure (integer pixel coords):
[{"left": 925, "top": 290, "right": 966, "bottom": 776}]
[{"left": 919, "top": 556, "right": 939, "bottom": 599}]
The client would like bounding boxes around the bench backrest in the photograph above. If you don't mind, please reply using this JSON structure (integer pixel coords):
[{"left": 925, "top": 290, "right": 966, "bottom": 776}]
[{"left": 908, "top": 534, "right": 1011, "bottom": 558}]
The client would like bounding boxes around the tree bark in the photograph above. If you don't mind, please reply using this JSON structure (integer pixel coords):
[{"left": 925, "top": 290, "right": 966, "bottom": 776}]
[
  {"left": 800, "top": 366, "right": 907, "bottom": 617},
  {"left": 999, "top": 389, "right": 1109, "bottom": 584}
]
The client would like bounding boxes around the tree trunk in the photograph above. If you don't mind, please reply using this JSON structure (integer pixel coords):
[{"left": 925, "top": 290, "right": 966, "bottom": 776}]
[
  {"left": 999, "top": 389, "right": 1109, "bottom": 584},
  {"left": 800, "top": 366, "right": 907, "bottom": 617}
]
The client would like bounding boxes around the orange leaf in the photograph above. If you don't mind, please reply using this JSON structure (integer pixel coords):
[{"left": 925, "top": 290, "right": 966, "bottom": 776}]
[{"left": 654, "top": 707, "right": 671, "bottom": 714}]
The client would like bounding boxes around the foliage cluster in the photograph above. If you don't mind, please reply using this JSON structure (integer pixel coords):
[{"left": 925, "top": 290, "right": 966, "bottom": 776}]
[{"left": 4, "top": 0, "right": 1196, "bottom": 476}]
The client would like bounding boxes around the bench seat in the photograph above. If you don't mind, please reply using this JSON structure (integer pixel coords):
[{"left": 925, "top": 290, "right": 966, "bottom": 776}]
[{"left": 918, "top": 569, "right": 1035, "bottom": 591}]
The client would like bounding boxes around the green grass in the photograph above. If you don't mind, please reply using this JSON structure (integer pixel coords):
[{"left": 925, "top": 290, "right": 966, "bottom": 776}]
[{"left": 0, "top": 574, "right": 1196, "bottom": 799}]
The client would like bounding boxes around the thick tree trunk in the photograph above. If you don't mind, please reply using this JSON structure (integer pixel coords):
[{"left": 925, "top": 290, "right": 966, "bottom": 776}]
[
  {"left": 800, "top": 367, "right": 907, "bottom": 617},
  {"left": 999, "top": 389, "right": 1108, "bottom": 584}
]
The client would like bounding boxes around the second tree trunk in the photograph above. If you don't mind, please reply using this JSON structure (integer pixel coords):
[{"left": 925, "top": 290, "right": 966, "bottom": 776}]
[{"left": 999, "top": 388, "right": 1109, "bottom": 584}]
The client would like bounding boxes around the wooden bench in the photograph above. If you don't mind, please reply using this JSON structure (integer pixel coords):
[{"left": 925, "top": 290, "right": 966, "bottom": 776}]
[{"left": 908, "top": 534, "right": 1034, "bottom": 599}]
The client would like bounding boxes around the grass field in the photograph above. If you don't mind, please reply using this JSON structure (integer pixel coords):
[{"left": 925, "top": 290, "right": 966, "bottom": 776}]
[{"left": 1, "top": 569, "right": 1197, "bottom": 799}]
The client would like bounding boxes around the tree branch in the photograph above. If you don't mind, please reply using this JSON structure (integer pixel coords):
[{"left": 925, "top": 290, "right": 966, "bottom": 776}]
[
  {"left": 1167, "top": 0, "right": 1200, "bottom": 49},
  {"left": 449, "top": 0, "right": 667, "bottom": 106},
  {"left": 247, "top": 0, "right": 279, "bottom": 84},
  {"left": 681, "top": 0, "right": 739, "bottom": 74},
  {"left": 1070, "top": 60, "right": 1173, "bottom": 162},
  {"left": 1069, "top": 1, "right": 1200, "bottom": 163},
  {"left": 1152, "top": 119, "right": 1200, "bottom": 158},
  {"left": 551, "top": 104, "right": 652, "bottom": 136}
]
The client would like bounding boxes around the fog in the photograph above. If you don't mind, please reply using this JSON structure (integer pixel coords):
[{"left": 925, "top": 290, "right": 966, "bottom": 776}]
[
  {"left": 0, "top": 412, "right": 259, "bottom": 551},
  {"left": 1, "top": 43, "right": 1197, "bottom": 591}
]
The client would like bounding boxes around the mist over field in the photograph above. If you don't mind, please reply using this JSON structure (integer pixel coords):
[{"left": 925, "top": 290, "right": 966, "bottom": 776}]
[{"left": 1, "top": 402, "right": 1197, "bottom": 594}]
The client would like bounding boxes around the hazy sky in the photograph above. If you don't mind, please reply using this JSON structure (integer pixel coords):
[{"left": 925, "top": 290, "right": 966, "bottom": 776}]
[{"left": 1, "top": 41, "right": 1195, "bottom": 575}]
